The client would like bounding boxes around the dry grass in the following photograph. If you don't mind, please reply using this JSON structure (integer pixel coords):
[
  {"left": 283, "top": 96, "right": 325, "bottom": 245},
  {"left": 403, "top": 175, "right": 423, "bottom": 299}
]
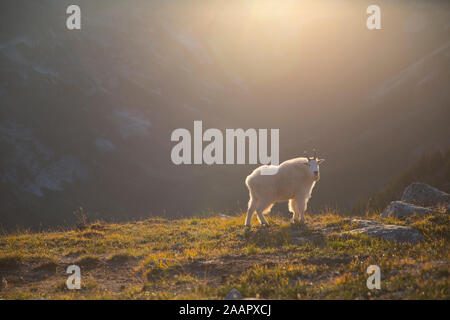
[{"left": 0, "top": 212, "right": 448, "bottom": 299}]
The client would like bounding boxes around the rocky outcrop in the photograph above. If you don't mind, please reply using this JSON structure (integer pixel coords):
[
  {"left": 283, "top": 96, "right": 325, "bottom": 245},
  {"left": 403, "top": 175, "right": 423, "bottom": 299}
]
[
  {"left": 381, "top": 201, "right": 436, "bottom": 218},
  {"left": 401, "top": 183, "right": 450, "bottom": 208},
  {"left": 380, "top": 183, "right": 449, "bottom": 218},
  {"left": 345, "top": 219, "right": 423, "bottom": 244}
]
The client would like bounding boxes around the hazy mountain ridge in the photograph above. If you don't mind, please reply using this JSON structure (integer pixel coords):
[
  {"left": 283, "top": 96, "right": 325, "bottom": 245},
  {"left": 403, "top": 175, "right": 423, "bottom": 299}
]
[{"left": 0, "top": 0, "right": 449, "bottom": 229}]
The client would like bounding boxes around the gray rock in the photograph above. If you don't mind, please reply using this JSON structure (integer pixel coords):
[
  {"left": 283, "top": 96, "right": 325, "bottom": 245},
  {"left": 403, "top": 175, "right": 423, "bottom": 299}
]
[
  {"left": 225, "top": 288, "right": 243, "bottom": 300},
  {"left": 381, "top": 201, "right": 436, "bottom": 218},
  {"left": 345, "top": 219, "right": 423, "bottom": 244},
  {"left": 401, "top": 183, "right": 450, "bottom": 208},
  {"left": 351, "top": 219, "right": 381, "bottom": 228}
]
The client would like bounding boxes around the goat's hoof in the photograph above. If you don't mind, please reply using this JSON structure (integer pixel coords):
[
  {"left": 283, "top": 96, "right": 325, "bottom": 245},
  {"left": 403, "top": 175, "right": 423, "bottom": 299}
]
[
  {"left": 270, "top": 222, "right": 279, "bottom": 227},
  {"left": 290, "top": 220, "right": 305, "bottom": 229}
]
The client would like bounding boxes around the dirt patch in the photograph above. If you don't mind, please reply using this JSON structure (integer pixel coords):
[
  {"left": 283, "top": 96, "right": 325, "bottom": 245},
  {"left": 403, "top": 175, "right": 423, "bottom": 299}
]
[
  {"left": 75, "top": 256, "right": 103, "bottom": 269},
  {"left": 106, "top": 254, "right": 136, "bottom": 266},
  {"left": 0, "top": 256, "right": 24, "bottom": 271},
  {"left": 300, "top": 255, "right": 354, "bottom": 267},
  {"left": 170, "top": 254, "right": 285, "bottom": 285},
  {"left": 31, "top": 261, "right": 58, "bottom": 274},
  {"left": 88, "top": 259, "right": 145, "bottom": 294}
]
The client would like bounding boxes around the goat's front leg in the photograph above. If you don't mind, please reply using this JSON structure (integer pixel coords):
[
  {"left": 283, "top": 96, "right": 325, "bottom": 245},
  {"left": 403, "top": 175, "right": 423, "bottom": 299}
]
[
  {"left": 295, "top": 197, "right": 307, "bottom": 225},
  {"left": 289, "top": 198, "right": 306, "bottom": 225},
  {"left": 289, "top": 199, "right": 299, "bottom": 223}
]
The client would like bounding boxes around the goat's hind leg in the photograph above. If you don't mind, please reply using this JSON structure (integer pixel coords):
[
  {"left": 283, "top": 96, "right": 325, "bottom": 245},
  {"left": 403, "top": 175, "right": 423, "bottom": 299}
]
[
  {"left": 245, "top": 198, "right": 258, "bottom": 227},
  {"left": 255, "top": 202, "right": 270, "bottom": 226}
]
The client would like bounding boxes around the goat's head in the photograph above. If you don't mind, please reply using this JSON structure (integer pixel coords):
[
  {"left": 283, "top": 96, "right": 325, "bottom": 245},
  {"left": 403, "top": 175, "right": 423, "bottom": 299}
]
[{"left": 304, "top": 149, "right": 325, "bottom": 181}]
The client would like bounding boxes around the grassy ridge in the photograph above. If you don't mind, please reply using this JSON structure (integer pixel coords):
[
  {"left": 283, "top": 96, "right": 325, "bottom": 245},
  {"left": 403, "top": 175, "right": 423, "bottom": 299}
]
[{"left": 0, "top": 212, "right": 448, "bottom": 299}]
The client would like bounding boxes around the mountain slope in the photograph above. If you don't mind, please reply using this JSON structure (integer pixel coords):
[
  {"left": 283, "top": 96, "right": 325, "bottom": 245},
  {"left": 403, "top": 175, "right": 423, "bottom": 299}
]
[{"left": 0, "top": 0, "right": 449, "bottom": 229}]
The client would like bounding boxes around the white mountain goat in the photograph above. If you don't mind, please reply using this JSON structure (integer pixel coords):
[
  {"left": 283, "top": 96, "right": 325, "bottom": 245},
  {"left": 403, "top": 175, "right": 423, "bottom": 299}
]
[{"left": 244, "top": 151, "right": 324, "bottom": 227}]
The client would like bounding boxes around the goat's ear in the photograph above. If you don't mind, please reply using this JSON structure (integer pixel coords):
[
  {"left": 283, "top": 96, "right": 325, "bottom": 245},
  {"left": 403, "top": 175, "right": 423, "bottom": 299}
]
[{"left": 317, "top": 159, "right": 325, "bottom": 164}]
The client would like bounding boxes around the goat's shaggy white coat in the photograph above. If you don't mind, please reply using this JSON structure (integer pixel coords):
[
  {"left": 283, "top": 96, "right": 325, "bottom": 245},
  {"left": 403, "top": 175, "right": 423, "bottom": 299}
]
[{"left": 244, "top": 157, "right": 323, "bottom": 226}]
